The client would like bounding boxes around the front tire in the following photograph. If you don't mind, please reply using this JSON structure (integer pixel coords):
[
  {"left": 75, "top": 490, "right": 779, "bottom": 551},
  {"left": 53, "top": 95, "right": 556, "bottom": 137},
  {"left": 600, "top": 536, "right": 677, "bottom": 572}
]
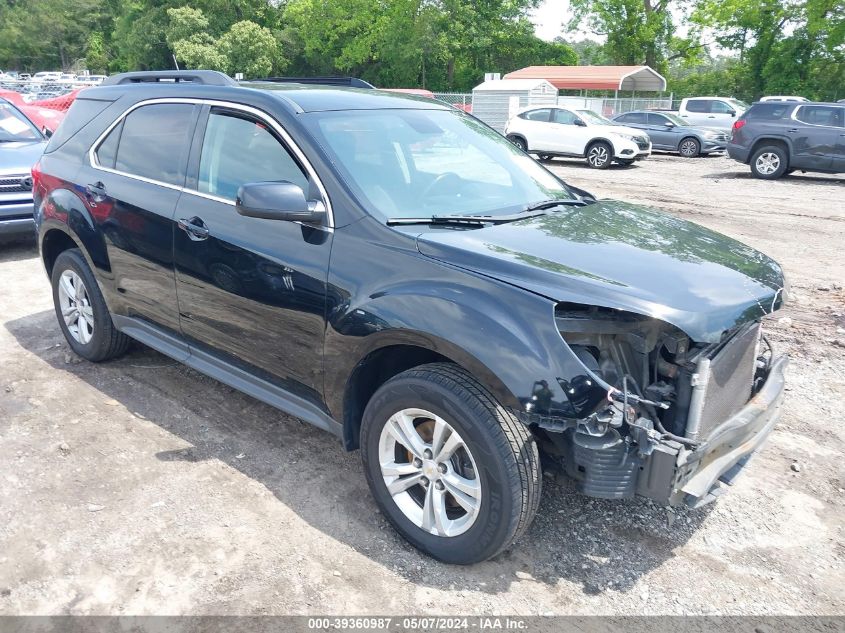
[
  {"left": 750, "top": 145, "right": 788, "bottom": 179},
  {"left": 586, "top": 141, "right": 612, "bottom": 169},
  {"left": 679, "top": 137, "right": 701, "bottom": 157},
  {"left": 51, "top": 248, "right": 130, "bottom": 362},
  {"left": 360, "top": 363, "right": 541, "bottom": 564}
]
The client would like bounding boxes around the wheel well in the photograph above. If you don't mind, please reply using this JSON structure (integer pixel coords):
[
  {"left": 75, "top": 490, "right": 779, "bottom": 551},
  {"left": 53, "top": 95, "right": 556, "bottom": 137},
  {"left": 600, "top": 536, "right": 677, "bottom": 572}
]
[
  {"left": 750, "top": 138, "right": 789, "bottom": 162},
  {"left": 507, "top": 133, "right": 526, "bottom": 146},
  {"left": 41, "top": 229, "right": 77, "bottom": 276},
  {"left": 342, "top": 345, "right": 450, "bottom": 451},
  {"left": 680, "top": 135, "right": 699, "bottom": 145}
]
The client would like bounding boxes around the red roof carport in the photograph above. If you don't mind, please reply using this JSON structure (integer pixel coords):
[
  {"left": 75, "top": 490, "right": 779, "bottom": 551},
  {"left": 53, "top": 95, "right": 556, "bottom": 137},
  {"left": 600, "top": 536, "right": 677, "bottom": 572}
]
[{"left": 503, "top": 66, "right": 667, "bottom": 92}]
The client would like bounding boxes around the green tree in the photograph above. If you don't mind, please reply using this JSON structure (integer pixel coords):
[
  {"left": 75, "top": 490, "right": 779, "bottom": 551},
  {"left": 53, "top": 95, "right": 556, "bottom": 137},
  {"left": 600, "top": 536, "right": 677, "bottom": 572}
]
[{"left": 221, "top": 21, "right": 286, "bottom": 77}]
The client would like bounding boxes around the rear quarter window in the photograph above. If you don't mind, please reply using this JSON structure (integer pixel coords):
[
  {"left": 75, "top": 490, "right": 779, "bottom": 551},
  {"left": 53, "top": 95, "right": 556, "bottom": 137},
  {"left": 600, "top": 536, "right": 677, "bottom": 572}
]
[
  {"left": 746, "top": 104, "right": 792, "bottom": 120},
  {"left": 44, "top": 97, "right": 113, "bottom": 153}
]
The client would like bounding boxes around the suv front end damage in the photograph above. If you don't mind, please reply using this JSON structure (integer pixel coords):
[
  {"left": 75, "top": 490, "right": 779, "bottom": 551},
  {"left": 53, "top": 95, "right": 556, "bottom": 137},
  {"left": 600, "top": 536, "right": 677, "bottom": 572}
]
[{"left": 523, "top": 304, "right": 787, "bottom": 508}]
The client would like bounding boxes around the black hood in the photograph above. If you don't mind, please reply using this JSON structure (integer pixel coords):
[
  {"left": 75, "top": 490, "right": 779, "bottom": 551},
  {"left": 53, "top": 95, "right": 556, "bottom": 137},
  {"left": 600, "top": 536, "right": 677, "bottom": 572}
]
[{"left": 416, "top": 200, "right": 786, "bottom": 343}]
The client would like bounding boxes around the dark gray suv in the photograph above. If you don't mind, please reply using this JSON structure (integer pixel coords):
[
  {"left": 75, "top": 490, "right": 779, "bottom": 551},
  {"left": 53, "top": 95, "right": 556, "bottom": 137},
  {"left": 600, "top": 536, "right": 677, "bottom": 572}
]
[{"left": 727, "top": 101, "right": 845, "bottom": 179}]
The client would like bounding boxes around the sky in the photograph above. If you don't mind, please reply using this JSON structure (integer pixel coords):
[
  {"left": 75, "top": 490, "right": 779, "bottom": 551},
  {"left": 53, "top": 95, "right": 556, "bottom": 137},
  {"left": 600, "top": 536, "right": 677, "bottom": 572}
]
[{"left": 530, "top": 0, "right": 602, "bottom": 42}]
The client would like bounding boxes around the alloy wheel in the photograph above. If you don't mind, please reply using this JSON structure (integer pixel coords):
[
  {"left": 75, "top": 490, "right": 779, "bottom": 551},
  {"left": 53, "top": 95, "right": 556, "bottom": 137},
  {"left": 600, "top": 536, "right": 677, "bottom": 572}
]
[
  {"left": 587, "top": 145, "right": 609, "bottom": 167},
  {"left": 378, "top": 408, "right": 482, "bottom": 537},
  {"left": 680, "top": 139, "right": 699, "bottom": 157},
  {"left": 755, "top": 152, "right": 781, "bottom": 175},
  {"left": 57, "top": 269, "right": 94, "bottom": 344}
]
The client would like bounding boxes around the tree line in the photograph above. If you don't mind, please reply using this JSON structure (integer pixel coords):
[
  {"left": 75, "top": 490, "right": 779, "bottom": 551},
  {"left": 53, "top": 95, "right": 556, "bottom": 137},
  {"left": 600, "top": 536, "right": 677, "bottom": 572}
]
[{"left": 0, "top": 0, "right": 842, "bottom": 100}]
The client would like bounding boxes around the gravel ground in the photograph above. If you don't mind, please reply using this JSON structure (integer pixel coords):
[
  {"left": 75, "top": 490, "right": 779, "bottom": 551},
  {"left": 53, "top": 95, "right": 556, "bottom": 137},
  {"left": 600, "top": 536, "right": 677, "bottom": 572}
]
[{"left": 0, "top": 153, "right": 843, "bottom": 616}]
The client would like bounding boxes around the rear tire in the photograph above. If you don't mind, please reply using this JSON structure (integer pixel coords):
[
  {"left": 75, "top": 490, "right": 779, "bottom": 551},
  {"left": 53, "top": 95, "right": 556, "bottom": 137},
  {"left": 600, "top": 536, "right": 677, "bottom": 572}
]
[
  {"left": 51, "top": 249, "right": 130, "bottom": 362},
  {"left": 679, "top": 137, "right": 701, "bottom": 157},
  {"left": 507, "top": 135, "right": 528, "bottom": 152},
  {"left": 750, "top": 145, "right": 788, "bottom": 179},
  {"left": 586, "top": 141, "right": 612, "bottom": 169},
  {"left": 360, "top": 363, "right": 541, "bottom": 564}
]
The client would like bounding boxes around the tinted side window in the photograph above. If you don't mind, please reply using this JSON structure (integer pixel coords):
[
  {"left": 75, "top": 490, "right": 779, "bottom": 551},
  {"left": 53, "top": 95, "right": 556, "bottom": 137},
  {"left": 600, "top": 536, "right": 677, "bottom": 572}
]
[
  {"left": 615, "top": 114, "right": 633, "bottom": 123},
  {"left": 552, "top": 109, "right": 578, "bottom": 124},
  {"left": 685, "top": 100, "right": 710, "bottom": 113},
  {"left": 647, "top": 113, "right": 669, "bottom": 125},
  {"left": 522, "top": 109, "right": 551, "bottom": 121},
  {"left": 795, "top": 105, "right": 844, "bottom": 127},
  {"left": 113, "top": 104, "right": 195, "bottom": 186},
  {"left": 622, "top": 112, "right": 647, "bottom": 124},
  {"left": 45, "top": 97, "right": 111, "bottom": 153},
  {"left": 198, "top": 110, "right": 308, "bottom": 200},
  {"left": 746, "top": 104, "right": 790, "bottom": 120},
  {"left": 95, "top": 119, "right": 123, "bottom": 169}
]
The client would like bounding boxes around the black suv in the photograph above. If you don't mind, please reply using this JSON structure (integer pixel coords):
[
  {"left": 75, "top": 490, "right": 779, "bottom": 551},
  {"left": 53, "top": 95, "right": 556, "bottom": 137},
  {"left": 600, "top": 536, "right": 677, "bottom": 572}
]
[
  {"left": 728, "top": 100, "right": 845, "bottom": 179},
  {"left": 34, "top": 71, "right": 788, "bottom": 564}
]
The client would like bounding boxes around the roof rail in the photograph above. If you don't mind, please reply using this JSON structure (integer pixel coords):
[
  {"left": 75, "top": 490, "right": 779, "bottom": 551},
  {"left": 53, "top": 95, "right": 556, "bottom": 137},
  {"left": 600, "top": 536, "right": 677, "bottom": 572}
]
[
  {"left": 102, "top": 70, "right": 237, "bottom": 87},
  {"left": 256, "top": 76, "right": 375, "bottom": 89}
]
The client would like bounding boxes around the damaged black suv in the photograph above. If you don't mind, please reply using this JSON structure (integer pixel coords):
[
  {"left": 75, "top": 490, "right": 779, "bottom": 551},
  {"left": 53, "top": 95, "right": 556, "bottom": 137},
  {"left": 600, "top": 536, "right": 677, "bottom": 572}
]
[{"left": 33, "top": 71, "right": 788, "bottom": 564}]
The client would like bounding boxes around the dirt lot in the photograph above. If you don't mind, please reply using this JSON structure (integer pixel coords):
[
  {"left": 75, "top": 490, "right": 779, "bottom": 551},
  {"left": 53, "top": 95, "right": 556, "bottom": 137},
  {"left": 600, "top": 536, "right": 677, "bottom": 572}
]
[{"left": 1, "top": 153, "right": 843, "bottom": 616}]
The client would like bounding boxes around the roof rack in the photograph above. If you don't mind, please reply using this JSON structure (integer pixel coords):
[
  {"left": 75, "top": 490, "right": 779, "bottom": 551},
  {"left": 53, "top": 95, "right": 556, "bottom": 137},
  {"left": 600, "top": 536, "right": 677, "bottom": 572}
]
[
  {"left": 256, "top": 76, "right": 375, "bottom": 89},
  {"left": 102, "top": 70, "right": 237, "bottom": 87}
]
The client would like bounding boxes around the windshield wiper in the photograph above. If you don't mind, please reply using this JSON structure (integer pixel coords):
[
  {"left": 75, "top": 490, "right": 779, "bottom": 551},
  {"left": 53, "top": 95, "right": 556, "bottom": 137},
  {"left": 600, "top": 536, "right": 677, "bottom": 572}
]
[
  {"left": 386, "top": 209, "right": 552, "bottom": 226},
  {"left": 523, "top": 198, "right": 589, "bottom": 212}
]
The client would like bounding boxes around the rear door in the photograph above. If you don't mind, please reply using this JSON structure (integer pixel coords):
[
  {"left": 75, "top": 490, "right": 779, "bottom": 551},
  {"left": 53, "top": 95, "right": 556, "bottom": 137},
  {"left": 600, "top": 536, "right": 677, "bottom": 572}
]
[
  {"left": 680, "top": 99, "right": 712, "bottom": 126},
  {"left": 173, "top": 104, "right": 333, "bottom": 408},
  {"left": 84, "top": 101, "right": 199, "bottom": 335},
  {"left": 790, "top": 105, "right": 843, "bottom": 171},
  {"left": 517, "top": 108, "right": 553, "bottom": 151}
]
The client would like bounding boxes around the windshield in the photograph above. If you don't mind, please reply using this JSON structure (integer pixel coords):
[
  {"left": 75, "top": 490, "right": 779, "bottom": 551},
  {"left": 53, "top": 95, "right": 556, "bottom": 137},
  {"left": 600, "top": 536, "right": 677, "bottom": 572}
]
[
  {"left": 0, "top": 101, "right": 41, "bottom": 142},
  {"left": 577, "top": 110, "right": 612, "bottom": 125},
  {"left": 303, "top": 109, "right": 574, "bottom": 220},
  {"left": 729, "top": 99, "right": 750, "bottom": 110}
]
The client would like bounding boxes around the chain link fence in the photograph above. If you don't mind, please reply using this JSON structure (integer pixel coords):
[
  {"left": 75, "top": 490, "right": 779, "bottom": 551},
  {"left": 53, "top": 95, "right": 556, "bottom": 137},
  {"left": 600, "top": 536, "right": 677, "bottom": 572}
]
[
  {"left": 433, "top": 92, "right": 473, "bottom": 112},
  {"left": 431, "top": 93, "right": 677, "bottom": 117},
  {"left": 0, "top": 79, "right": 89, "bottom": 110}
]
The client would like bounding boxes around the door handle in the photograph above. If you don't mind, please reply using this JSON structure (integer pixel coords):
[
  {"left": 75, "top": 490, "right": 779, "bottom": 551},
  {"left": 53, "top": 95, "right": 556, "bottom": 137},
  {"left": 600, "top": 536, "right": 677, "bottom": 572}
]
[
  {"left": 178, "top": 217, "right": 210, "bottom": 241},
  {"left": 787, "top": 128, "right": 799, "bottom": 133},
  {"left": 86, "top": 181, "right": 106, "bottom": 201}
]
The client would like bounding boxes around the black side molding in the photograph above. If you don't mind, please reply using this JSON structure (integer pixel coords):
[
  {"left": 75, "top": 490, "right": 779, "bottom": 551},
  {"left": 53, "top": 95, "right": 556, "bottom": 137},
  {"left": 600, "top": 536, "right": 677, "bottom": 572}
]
[
  {"left": 111, "top": 316, "right": 343, "bottom": 438},
  {"left": 102, "top": 71, "right": 238, "bottom": 87}
]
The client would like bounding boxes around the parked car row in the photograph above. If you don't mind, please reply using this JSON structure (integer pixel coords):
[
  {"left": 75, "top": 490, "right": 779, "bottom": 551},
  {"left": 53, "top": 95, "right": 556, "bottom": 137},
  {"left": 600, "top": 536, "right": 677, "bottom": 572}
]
[{"left": 503, "top": 96, "right": 844, "bottom": 180}]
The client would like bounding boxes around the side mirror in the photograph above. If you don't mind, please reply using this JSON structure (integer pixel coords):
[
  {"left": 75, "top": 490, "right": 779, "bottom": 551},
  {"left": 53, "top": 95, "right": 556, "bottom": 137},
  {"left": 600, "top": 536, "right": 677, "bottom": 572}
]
[
  {"left": 574, "top": 119, "right": 587, "bottom": 127},
  {"left": 41, "top": 126, "right": 53, "bottom": 138},
  {"left": 728, "top": 110, "right": 736, "bottom": 117},
  {"left": 664, "top": 122, "right": 676, "bottom": 128},
  {"left": 236, "top": 181, "right": 324, "bottom": 223}
]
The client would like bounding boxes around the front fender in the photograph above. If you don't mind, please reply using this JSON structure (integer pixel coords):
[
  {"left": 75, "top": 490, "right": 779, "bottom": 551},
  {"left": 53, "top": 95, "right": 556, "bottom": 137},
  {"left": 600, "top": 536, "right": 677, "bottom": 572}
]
[{"left": 323, "top": 276, "right": 606, "bottom": 423}]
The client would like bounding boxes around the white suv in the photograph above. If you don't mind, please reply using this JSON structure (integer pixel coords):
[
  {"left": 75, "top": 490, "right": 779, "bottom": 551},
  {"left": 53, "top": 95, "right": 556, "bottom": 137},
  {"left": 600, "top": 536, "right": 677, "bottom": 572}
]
[{"left": 504, "top": 106, "right": 651, "bottom": 169}]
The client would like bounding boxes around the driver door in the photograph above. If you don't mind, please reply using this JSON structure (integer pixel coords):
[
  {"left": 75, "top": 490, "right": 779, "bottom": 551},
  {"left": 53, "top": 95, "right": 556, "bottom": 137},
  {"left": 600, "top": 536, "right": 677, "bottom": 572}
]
[
  {"left": 173, "top": 105, "right": 333, "bottom": 407},
  {"left": 547, "top": 108, "right": 586, "bottom": 154}
]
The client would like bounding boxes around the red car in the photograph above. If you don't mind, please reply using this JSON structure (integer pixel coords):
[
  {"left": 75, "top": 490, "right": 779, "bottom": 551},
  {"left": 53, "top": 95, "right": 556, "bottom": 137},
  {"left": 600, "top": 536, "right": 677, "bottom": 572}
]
[{"left": 0, "top": 88, "right": 79, "bottom": 133}]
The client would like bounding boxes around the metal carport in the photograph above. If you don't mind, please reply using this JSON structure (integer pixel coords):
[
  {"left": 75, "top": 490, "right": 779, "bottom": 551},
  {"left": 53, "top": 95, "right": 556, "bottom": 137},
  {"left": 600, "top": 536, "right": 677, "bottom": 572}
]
[{"left": 502, "top": 66, "right": 667, "bottom": 93}]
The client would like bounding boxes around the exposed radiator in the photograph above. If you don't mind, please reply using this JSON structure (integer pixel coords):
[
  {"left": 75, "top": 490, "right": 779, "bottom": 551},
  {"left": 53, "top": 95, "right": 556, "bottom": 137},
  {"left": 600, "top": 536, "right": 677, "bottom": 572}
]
[{"left": 685, "top": 323, "right": 761, "bottom": 441}]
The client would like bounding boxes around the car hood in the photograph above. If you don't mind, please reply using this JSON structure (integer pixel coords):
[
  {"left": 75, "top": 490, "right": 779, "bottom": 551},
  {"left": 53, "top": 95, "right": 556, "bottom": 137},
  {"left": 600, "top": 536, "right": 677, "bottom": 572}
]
[
  {"left": 0, "top": 140, "right": 47, "bottom": 174},
  {"left": 416, "top": 201, "right": 786, "bottom": 343}
]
